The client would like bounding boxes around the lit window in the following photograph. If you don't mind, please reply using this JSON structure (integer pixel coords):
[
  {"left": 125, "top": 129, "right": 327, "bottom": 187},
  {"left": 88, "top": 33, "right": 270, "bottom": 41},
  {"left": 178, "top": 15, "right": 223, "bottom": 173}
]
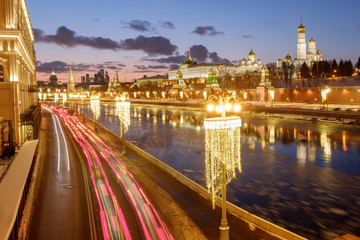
[{"left": 0, "top": 65, "right": 4, "bottom": 82}]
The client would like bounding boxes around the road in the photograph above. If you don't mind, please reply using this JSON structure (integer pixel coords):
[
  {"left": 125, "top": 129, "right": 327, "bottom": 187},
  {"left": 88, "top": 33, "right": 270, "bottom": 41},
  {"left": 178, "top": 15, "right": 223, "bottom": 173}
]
[
  {"left": 28, "top": 106, "right": 96, "bottom": 239},
  {"left": 29, "top": 105, "right": 177, "bottom": 239}
]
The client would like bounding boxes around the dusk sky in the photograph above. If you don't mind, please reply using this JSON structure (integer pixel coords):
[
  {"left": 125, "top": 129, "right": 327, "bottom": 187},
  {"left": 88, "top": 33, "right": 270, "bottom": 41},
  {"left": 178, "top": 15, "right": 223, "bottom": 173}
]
[{"left": 27, "top": 0, "right": 360, "bottom": 83}]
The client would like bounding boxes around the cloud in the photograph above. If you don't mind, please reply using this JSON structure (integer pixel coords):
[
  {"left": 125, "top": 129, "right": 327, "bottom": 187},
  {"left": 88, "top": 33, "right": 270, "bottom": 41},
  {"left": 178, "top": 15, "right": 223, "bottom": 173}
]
[
  {"left": 34, "top": 26, "right": 120, "bottom": 50},
  {"left": 123, "top": 20, "right": 155, "bottom": 32},
  {"left": 242, "top": 34, "right": 253, "bottom": 38},
  {"left": 119, "top": 35, "right": 177, "bottom": 56},
  {"left": 134, "top": 65, "right": 148, "bottom": 70},
  {"left": 36, "top": 61, "right": 69, "bottom": 73},
  {"left": 36, "top": 61, "right": 125, "bottom": 73},
  {"left": 145, "top": 55, "right": 186, "bottom": 64},
  {"left": 146, "top": 44, "right": 231, "bottom": 65},
  {"left": 209, "top": 52, "right": 231, "bottom": 64},
  {"left": 189, "top": 45, "right": 209, "bottom": 62},
  {"left": 170, "top": 64, "right": 179, "bottom": 70},
  {"left": 159, "top": 21, "right": 175, "bottom": 29},
  {"left": 192, "top": 26, "right": 224, "bottom": 36},
  {"left": 148, "top": 65, "right": 169, "bottom": 69},
  {"left": 34, "top": 26, "right": 178, "bottom": 56}
]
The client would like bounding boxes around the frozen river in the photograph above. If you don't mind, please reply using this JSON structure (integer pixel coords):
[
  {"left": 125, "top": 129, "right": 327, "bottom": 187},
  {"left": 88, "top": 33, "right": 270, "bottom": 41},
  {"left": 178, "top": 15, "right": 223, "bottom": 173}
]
[{"left": 70, "top": 101, "right": 360, "bottom": 239}]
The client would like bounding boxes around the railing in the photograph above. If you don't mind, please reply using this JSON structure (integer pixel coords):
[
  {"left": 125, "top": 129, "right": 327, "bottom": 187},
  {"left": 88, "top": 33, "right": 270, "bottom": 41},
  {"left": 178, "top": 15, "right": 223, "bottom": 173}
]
[{"left": 0, "top": 140, "right": 39, "bottom": 240}]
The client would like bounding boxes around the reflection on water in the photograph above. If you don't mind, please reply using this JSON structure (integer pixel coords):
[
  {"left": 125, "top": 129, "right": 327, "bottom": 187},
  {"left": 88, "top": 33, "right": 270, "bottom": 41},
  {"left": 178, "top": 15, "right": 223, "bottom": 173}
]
[{"left": 68, "top": 101, "right": 360, "bottom": 239}]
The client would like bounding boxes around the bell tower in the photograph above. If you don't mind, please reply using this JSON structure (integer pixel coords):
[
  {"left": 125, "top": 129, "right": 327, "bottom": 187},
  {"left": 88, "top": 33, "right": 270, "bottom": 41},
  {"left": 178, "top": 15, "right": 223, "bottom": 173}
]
[{"left": 297, "top": 19, "right": 306, "bottom": 60}]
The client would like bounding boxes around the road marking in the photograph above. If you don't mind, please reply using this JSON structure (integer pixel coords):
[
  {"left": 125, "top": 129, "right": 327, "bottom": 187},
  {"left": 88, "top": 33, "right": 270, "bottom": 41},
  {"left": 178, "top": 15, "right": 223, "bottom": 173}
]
[
  {"left": 52, "top": 114, "right": 61, "bottom": 172},
  {"left": 54, "top": 114, "right": 70, "bottom": 171}
]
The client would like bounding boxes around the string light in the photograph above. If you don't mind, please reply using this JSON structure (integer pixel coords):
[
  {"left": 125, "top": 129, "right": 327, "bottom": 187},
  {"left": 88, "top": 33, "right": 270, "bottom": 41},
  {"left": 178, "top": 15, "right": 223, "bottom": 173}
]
[
  {"left": 90, "top": 99, "right": 100, "bottom": 121},
  {"left": 115, "top": 101, "right": 131, "bottom": 133},
  {"left": 204, "top": 116, "right": 241, "bottom": 208}
]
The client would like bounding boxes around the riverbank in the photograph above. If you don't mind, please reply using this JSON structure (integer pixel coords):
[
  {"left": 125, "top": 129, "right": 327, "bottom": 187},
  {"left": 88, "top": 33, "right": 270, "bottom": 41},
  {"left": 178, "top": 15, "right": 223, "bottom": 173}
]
[{"left": 128, "top": 99, "right": 360, "bottom": 125}]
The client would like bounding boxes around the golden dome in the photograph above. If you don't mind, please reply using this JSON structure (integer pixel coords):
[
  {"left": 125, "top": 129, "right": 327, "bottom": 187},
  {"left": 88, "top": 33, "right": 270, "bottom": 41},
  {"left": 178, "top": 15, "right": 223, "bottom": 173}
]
[
  {"left": 248, "top": 49, "right": 255, "bottom": 59},
  {"left": 285, "top": 54, "right": 292, "bottom": 62},
  {"left": 309, "top": 37, "right": 316, "bottom": 43}
]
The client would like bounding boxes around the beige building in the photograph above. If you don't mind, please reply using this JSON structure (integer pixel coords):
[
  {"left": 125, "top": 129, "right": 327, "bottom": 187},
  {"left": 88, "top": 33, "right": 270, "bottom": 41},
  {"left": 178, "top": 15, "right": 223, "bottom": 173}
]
[{"left": 0, "top": 0, "right": 38, "bottom": 147}]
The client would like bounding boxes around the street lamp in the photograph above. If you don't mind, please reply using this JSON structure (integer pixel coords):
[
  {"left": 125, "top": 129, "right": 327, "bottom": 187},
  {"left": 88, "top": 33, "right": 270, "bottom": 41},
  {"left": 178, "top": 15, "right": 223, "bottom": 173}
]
[
  {"left": 115, "top": 95, "right": 131, "bottom": 155},
  {"left": 90, "top": 95, "right": 100, "bottom": 131},
  {"left": 204, "top": 94, "right": 242, "bottom": 240}
]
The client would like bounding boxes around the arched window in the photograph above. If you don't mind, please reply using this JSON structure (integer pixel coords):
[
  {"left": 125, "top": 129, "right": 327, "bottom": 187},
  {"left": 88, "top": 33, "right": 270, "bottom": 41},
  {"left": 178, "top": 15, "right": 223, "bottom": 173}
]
[{"left": 0, "top": 65, "right": 4, "bottom": 82}]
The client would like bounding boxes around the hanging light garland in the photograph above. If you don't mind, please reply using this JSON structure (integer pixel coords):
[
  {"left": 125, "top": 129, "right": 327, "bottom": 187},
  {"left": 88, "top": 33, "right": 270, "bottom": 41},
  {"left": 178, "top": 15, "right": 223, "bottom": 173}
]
[
  {"left": 115, "top": 100, "right": 131, "bottom": 133},
  {"left": 204, "top": 116, "right": 241, "bottom": 208}
]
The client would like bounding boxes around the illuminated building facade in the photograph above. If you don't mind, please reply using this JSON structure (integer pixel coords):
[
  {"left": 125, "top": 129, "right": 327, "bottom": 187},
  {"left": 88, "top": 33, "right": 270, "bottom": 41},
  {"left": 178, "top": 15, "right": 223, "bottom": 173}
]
[
  {"left": 168, "top": 50, "right": 263, "bottom": 87},
  {"left": 295, "top": 20, "right": 324, "bottom": 66},
  {"left": 0, "top": 0, "right": 38, "bottom": 146}
]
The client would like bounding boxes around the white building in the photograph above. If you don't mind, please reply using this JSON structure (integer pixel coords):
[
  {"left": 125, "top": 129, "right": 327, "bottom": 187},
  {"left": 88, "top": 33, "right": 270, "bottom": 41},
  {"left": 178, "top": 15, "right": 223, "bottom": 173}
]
[
  {"left": 295, "top": 20, "right": 324, "bottom": 66},
  {"left": 168, "top": 49, "right": 262, "bottom": 85}
]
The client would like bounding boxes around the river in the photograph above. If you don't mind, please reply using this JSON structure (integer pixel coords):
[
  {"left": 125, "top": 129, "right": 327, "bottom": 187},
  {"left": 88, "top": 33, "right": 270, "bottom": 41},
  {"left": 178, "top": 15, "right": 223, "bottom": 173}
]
[{"left": 71, "top": 101, "right": 360, "bottom": 239}]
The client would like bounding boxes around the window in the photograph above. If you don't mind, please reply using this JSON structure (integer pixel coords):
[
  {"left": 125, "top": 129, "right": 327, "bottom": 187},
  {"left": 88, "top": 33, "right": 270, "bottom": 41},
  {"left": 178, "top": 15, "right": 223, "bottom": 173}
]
[{"left": 0, "top": 65, "right": 4, "bottom": 82}]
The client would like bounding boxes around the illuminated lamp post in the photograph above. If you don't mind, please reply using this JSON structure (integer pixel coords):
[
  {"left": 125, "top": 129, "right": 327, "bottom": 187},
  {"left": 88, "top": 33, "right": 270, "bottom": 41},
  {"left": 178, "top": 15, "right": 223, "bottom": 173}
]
[
  {"left": 115, "top": 95, "right": 131, "bottom": 155},
  {"left": 321, "top": 87, "right": 331, "bottom": 109},
  {"left": 90, "top": 95, "right": 100, "bottom": 131},
  {"left": 204, "top": 95, "right": 242, "bottom": 240}
]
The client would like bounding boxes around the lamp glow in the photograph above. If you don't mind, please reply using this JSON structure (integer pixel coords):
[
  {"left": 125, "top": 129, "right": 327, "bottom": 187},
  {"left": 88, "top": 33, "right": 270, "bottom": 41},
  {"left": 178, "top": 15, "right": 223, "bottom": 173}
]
[
  {"left": 207, "top": 104, "right": 215, "bottom": 112},
  {"left": 225, "top": 103, "right": 232, "bottom": 111},
  {"left": 215, "top": 105, "right": 223, "bottom": 113},
  {"left": 233, "top": 104, "right": 241, "bottom": 112}
]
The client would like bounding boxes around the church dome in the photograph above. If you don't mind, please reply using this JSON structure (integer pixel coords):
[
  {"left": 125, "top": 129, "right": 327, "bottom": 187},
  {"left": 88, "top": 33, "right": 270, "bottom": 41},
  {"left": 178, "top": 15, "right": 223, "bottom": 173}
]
[
  {"left": 257, "top": 59, "right": 262, "bottom": 65},
  {"left": 298, "top": 20, "right": 305, "bottom": 33},
  {"left": 285, "top": 54, "right": 292, "bottom": 62},
  {"left": 248, "top": 49, "right": 255, "bottom": 58},
  {"left": 241, "top": 58, "right": 246, "bottom": 65},
  {"left": 309, "top": 37, "right": 316, "bottom": 43}
]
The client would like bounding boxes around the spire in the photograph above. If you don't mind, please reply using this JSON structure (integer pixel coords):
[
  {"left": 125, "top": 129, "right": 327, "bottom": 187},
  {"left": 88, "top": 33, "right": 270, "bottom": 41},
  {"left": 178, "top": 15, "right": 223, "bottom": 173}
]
[
  {"left": 187, "top": 48, "right": 192, "bottom": 61},
  {"left": 67, "top": 66, "right": 74, "bottom": 92},
  {"left": 68, "top": 67, "right": 73, "bottom": 83},
  {"left": 298, "top": 17, "right": 305, "bottom": 30}
]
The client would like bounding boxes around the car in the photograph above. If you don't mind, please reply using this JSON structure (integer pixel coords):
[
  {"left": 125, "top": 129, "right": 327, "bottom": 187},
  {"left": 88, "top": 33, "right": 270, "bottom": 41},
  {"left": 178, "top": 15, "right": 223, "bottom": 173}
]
[{"left": 333, "top": 108, "right": 341, "bottom": 111}]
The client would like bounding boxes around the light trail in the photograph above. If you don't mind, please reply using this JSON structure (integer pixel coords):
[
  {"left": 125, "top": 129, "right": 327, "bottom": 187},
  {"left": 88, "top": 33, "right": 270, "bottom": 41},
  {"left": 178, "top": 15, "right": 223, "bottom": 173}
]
[
  {"left": 54, "top": 114, "right": 70, "bottom": 171},
  {"left": 51, "top": 114, "right": 61, "bottom": 172},
  {"left": 48, "top": 104, "right": 173, "bottom": 240}
]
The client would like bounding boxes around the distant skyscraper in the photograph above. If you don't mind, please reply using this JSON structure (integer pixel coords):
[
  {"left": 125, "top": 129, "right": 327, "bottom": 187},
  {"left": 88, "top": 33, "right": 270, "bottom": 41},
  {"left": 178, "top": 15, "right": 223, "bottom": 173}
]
[
  {"left": 67, "top": 67, "right": 75, "bottom": 93},
  {"left": 49, "top": 69, "right": 58, "bottom": 85},
  {"left": 81, "top": 76, "right": 85, "bottom": 84},
  {"left": 86, "top": 73, "right": 90, "bottom": 83}
]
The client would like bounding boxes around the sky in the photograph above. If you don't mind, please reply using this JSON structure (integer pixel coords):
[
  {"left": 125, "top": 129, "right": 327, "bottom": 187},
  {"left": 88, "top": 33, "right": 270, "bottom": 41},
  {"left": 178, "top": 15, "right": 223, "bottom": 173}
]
[{"left": 27, "top": 0, "right": 360, "bottom": 83}]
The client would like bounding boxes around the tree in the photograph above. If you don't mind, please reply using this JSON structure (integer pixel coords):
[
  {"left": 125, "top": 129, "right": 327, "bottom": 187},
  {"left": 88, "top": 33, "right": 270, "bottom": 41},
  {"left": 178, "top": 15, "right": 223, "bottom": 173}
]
[
  {"left": 323, "top": 60, "right": 330, "bottom": 78},
  {"left": 357, "top": 57, "right": 360, "bottom": 69},
  {"left": 311, "top": 62, "right": 318, "bottom": 79},
  {"left": 300, "top": 62, "right": 311, "bottom": 87},
  {"left": 344, "top": 60, "right": 353, "bottom": 76},
  {"left": 338, "top": 59, "right": 345, "bottom": 77},
  {"left": 331, "top": 59, "right": 338, "bottom": 77}
]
